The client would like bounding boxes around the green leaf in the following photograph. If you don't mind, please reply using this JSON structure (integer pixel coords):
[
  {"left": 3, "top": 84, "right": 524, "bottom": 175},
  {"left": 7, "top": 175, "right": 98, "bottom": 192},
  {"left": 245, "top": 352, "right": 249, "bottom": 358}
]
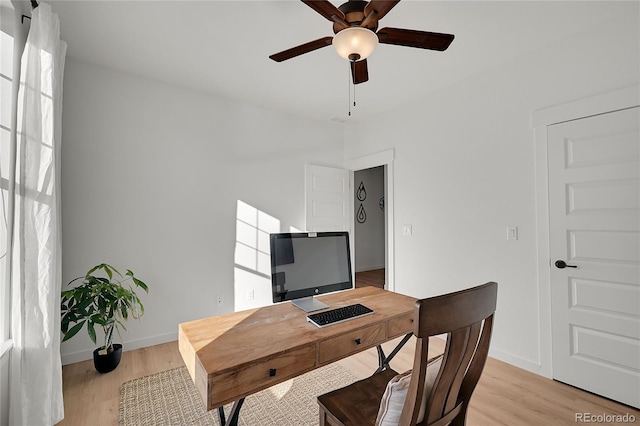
[
  {"left": 105, "top": 265, "right": 113, "bottom": 280},
  {"left": 87, "top": 321, "right": 97, "bottom": 344},
  {"left": 97, "top": 295, "right": 106, "bottom": 312},
  {"left": 90, "top": 311, "right": 105, "bottom": 322},
  {"left": 62, "top": 320, "right": 86, "bottom": 342},
  {"left": 61, "top": 311, "right": 75, "bottom": 333},
  {"left": 108, "top": 265, "right": 123, "bottom": 278},
  {"left": 132, "top": 277, "right": 148, "bottom": 293},
  {"left": 75, "top": 296, "right": 94, "bottom": 311},
  {"left": 85, "top": 264, "right": 104, "bottom": 276},
  {"left": 66, "top": 276, "right": 84, "bottom": 287}
]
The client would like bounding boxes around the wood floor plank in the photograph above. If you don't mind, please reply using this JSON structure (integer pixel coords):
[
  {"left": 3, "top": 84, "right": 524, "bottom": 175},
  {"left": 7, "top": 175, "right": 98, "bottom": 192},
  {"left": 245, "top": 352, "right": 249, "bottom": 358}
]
[
  {"left": 355, "top": 268, "right": 385, "bottom": 289},
  {"left": 57, "top": 337, "right": 639, "bottom": 425}
]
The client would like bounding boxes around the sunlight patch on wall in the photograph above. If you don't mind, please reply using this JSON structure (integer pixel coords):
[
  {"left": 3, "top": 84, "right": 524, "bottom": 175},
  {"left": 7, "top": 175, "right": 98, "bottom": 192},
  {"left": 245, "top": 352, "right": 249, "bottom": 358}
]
[{"left": 234, "top": 200, "right": 280, "bottom": 311}]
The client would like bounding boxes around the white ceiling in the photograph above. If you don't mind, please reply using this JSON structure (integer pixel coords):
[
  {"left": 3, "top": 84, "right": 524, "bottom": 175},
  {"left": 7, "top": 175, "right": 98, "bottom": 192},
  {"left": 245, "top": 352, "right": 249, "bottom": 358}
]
[{"left": 49, "top": 0, "right": 636, "bottom": 122}]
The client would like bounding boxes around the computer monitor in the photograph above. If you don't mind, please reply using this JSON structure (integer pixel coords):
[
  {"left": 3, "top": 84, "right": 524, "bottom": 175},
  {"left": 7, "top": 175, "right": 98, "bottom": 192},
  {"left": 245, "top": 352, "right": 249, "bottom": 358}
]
[{"left": 270, "top": 231, "right": 353, "bottom": 312}]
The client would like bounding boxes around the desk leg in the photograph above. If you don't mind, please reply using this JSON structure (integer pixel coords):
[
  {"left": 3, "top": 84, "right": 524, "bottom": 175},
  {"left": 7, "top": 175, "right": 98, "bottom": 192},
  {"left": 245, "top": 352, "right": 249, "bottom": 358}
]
[
  {"left": 217, "top": 398, "right": 245, "bottom": 426},
  {"left": 376, "top": 333, "right": 413, "bottom": 372}
]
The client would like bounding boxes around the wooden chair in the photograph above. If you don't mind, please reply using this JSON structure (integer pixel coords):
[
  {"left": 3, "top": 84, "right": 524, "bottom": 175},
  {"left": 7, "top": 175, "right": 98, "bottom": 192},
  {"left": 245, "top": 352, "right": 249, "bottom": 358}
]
[{"left": 318, "top": 282, "right": 498, "bottom": 426}]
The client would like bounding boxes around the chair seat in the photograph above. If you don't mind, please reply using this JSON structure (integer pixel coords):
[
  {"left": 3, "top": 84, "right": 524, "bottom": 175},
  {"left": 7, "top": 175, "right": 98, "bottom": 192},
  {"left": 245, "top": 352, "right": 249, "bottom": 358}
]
[{"left": 318, "top": 368, "right": 399, "bottom": 426}]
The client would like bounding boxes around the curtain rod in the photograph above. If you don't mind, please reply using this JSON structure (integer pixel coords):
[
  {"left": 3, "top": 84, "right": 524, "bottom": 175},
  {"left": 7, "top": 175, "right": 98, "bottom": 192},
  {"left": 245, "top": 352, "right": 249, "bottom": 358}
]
[{"left": 21, "top": 0, "right": 38, "bottom": 23}]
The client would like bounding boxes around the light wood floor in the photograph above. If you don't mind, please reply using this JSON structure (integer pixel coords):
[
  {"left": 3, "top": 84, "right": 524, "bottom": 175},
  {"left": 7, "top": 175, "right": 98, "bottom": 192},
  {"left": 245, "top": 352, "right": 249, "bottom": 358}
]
[
  {"left": 57, "top": 337, "right": 639, "bottom": 425},
  {"left": 355, "top": 268, "right": 385, "bottom": 289}
]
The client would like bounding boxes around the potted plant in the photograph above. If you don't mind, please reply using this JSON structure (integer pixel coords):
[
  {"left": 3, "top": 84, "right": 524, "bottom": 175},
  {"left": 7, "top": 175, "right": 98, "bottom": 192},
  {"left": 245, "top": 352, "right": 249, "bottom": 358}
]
[{"left": 60, "top": 263, "right": 149, "bottom": 373}]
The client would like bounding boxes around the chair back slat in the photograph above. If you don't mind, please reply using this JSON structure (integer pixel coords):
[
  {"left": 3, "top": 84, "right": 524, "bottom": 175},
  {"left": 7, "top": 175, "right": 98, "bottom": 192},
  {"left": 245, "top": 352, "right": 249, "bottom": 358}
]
[
  {"left": 444, "top": 322, "right": 481, "bottom": 414},
  {"left": 427, "top": 328, "right": 468, "bottom": 423},
  {"left": 459, "top": 315, "right": 494, "bottom": 402},
  {"left": 402, "top": 337, "right": 431, "bottom": 424}
]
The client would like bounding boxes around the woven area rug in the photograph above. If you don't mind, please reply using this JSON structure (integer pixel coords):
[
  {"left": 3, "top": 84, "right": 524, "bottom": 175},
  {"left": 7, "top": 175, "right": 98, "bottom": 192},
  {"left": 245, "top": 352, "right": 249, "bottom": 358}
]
[{"left": 119, "top": 363, "right": 358, "bottom": 425}]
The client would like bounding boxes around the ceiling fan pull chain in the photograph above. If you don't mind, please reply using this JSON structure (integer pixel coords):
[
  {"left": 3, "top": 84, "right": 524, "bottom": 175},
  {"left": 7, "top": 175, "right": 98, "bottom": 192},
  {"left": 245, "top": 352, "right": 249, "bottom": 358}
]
[
  {"left": 348, "top": 64, "right": 351, "bottom": 116},
  {"left": 353, "top": 77, "right": 356, "bottom": 107}
]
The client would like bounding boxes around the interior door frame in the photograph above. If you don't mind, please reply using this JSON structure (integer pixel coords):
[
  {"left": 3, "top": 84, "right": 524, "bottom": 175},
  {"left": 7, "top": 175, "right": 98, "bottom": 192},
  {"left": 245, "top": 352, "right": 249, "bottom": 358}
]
[
  {"left": 532, "top": 85, "right": 640, "bottom": 378},
  {"left": 344, "top": 149, "right": 395, "bottom": 291}
]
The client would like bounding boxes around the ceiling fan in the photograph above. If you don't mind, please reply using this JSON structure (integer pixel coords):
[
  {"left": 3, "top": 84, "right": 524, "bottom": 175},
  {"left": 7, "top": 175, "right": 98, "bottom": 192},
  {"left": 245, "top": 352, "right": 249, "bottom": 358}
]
[{"left": 269, "top": 0, "right": 455, "bottom": 85}]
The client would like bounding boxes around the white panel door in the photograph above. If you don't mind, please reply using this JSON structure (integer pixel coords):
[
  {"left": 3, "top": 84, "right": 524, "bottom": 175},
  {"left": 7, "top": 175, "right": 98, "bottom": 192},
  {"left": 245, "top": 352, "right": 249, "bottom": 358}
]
[
  {"left": 304, "top": 164, "right": 350, "bottom": 232},
  {"left": 549, "top": 107, "right": 640, "bottom": 408}
]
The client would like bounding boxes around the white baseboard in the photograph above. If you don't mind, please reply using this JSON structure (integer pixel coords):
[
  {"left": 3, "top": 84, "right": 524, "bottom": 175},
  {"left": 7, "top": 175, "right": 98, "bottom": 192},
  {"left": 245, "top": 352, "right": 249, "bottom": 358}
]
[
  {"left": 430, "top": 337, "right": 546, "bottom": 377},
  {"left": 355, "top": 264, "right": 385, "bottom": 273},
  {"left": 61, "top": 331, "right": 178, "bottom": 365},
  {"left": 489, "top": 347, "right": 545, "bottom": 376}
]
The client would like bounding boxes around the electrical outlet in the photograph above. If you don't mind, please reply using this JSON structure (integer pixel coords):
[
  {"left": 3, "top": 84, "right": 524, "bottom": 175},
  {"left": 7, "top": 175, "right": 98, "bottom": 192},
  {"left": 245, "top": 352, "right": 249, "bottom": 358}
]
[
  {"left": 216, "top": 295, "right": 223, "bottom": 305},
  {"left": 247, "top": 289, "right": 254, "bottom": 301}
]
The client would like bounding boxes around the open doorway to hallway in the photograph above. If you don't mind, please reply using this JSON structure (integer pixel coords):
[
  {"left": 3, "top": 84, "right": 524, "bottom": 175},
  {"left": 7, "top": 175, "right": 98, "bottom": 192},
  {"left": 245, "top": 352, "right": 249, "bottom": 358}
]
[{"left": 353, "top": 166, "right": 385, "bottom": 289}]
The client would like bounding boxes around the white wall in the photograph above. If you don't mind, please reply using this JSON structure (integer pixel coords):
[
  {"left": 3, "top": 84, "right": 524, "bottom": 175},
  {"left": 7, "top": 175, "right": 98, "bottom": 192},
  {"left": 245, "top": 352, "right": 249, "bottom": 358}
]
[
  {"left": 60, "top": 59, "right": 344, "bottom": 363},
  {"left": 354, "top": 166, "right": 385, "bottom": 272},
  {"left": 344, "top": 11, "right": 639, "bottom": 374}
]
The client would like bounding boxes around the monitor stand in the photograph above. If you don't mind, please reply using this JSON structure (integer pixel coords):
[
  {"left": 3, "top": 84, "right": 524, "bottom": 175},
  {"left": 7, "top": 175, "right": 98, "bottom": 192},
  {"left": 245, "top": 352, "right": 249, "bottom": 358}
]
[{"left": 291, "top": 296, "right": 328, "bottom": 313}]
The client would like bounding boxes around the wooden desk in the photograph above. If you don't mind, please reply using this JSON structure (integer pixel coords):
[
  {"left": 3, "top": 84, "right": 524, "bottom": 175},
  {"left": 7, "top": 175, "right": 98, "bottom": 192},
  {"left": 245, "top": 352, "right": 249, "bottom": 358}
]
[{"left": 178, "top": 286, "right": 416, "bottom": 413}]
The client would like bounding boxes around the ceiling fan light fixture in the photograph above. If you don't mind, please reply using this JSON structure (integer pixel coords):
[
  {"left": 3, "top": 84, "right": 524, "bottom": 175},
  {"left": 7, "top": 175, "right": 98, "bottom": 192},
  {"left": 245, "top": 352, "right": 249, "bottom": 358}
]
[{"left": 332, "top": 27, "right": 378, "bottom": 61}]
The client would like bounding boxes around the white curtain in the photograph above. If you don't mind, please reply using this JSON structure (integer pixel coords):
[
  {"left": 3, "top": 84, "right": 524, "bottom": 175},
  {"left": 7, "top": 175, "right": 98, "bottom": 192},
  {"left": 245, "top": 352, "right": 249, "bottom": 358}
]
[{"left": 9, "top": 3, "right": 66, "bottom": 425}]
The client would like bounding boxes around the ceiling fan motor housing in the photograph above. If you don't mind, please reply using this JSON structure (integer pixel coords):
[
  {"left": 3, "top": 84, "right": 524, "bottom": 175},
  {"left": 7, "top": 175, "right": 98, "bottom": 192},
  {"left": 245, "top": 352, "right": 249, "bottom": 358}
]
[{"left": 333, "top": 0, "right": 378, "bottom": 33}]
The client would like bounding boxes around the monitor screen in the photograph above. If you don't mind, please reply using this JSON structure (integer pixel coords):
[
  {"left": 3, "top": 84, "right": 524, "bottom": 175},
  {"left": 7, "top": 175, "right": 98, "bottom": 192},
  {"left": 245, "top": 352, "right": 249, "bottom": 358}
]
[{"left": 270, "top": 232, "right": 353, "bottom": 307}]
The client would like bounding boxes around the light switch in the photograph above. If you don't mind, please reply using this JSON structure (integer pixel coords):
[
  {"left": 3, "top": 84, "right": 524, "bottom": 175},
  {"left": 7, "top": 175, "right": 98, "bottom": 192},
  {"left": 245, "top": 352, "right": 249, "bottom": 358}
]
[
  {"left": 507, "top": 226, "right": 518, "bottom": 241},
  {"left": 403, "top": 225, "right": 412, "bottom": 236}
]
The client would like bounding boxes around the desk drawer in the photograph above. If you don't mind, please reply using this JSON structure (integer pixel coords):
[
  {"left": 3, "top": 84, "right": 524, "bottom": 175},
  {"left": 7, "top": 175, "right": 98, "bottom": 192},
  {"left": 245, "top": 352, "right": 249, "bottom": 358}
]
[
  {"left": 318, "top": 323, "right": 386, "bottom": 364},
  {"left": 387, "top": 312, "right": 414, "bottom": 338},
  {"left": 210, "top": 344, "right": 316, "bottom": 407}
]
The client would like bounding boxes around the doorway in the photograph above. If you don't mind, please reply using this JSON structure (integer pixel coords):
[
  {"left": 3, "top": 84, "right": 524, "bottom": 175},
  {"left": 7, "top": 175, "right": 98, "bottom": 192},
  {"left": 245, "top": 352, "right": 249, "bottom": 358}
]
[
  {"left": 548, "top": 107, "right": 639, "bottom": 408},
  {"left": 344, "top": 149, "right": 395, "bottom": 291},
  {"left": 354, "top": 166, "right": 386, "bottom": 289},
  {"left": 533, "top": 86, "right": 640, "bottom": 407},
  {"left": 305, "top": 149, "right": 395, "bottom": 290}
]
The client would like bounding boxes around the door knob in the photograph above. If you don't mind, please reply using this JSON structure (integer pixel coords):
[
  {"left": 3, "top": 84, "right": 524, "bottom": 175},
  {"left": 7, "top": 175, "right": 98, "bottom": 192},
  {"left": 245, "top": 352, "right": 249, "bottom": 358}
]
[{"left": 555, "top": 260, "right": 577, "bottom": 269}]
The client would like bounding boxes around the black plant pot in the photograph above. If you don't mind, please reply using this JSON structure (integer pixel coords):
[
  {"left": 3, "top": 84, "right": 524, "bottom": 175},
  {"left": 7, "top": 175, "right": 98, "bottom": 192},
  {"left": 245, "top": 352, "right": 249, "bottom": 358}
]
[{"left": 93, "top": 343, "right": 123, "bottom": 373}]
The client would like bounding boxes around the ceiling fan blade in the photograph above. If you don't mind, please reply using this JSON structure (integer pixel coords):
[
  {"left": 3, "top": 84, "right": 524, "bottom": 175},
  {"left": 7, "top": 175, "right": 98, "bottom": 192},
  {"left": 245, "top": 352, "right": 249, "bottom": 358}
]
[
  {"left": 269, "top": 36, "right": 333, "bottom": 62},
  {"left": 377, "top": 27, "right": 454, "bottom": 51},
  {"left": 301, "top": 0, "right": 349, "bottom": 29},
  {"left": 364, "top": 0, "right": 400, "bottom": 20},
  {"left": 351, "top": 59, "right": 369, "bottom": 84}
]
